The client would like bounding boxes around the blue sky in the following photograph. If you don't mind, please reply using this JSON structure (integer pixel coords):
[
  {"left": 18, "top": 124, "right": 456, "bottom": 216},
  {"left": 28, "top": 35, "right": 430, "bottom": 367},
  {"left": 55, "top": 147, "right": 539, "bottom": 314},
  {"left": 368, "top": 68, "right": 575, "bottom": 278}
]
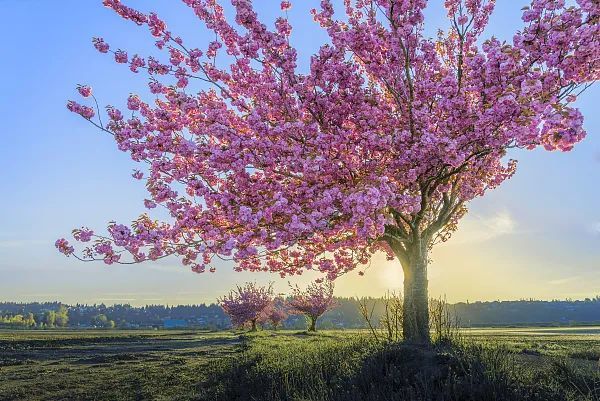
[{"left": 0, "top": 1, "right": 598, "bottom": 305}]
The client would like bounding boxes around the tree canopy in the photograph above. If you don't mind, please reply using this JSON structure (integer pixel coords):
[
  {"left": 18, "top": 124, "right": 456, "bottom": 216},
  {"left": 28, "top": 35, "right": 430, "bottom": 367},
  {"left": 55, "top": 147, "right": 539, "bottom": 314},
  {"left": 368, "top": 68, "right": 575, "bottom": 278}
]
[{"left": 57, "top": 0, "right": 597, "bottom": 278}]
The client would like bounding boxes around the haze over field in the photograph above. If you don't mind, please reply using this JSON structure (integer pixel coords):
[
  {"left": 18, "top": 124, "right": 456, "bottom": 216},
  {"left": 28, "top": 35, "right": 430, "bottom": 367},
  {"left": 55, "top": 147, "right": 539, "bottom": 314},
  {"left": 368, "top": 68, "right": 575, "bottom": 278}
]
[{"left": 1, "top": 0, "right": 599, "bottom": 306}]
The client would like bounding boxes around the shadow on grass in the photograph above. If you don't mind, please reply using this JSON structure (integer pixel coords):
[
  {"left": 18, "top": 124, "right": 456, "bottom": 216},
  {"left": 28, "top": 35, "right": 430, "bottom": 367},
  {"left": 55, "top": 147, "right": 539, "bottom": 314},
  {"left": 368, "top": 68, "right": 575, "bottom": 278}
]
[{"left": 197, "top": 338, "right": 600, "bottom": 401}]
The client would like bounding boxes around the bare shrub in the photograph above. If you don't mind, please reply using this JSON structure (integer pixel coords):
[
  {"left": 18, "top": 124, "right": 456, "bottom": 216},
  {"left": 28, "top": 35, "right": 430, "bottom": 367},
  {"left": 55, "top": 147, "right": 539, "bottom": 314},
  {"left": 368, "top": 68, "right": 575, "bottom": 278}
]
[
  {"left": 358, "top": 291, "right": 403, "bottom": 343},
  {"left": 429, "top": 295, "right": 461, "bottom": 344}
]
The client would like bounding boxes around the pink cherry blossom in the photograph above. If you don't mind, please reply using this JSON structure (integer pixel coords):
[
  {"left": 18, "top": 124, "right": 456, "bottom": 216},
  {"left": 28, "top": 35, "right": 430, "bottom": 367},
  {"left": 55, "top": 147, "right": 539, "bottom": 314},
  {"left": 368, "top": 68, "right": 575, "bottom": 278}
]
[
  {"left": 73, "top": 228, "right": 94, "bottom": 242},
  {"left": 55, "top": 238, "right": 74, "bottom": 255},
  {"left": 126, "top": 94, "right": 141, "bottom": 110},
  {"left": 457, "top": 15, "right": 468, "bottom": 25},
  {"left": 143, "top": 199, "right": 156, "bottom": 209},
  {"left": 92, "top": 37, "right": 109, "bottom": 53},
  {"left": 289, "top": 280, "right": 336, "bottom": 332},
  {"left": 77, "top": 85, "right": 92, "bottom": 98},
  {"left": 129, "top": 54, "right": 145, "bottom": 73},
  {"left": 106, "top": 106, "right": 122, "bottom": 121},
  {"left": 281, "top": 1, "right": 292, "bottom": 11},
  {"left": 66, "top": 101, "right": 95, "bottom": 119},
  {"left": 148, "top": 12, "right": 167, "bottom": 37},
  {"left": 259, "top": 296, "right": 288, "bottom": 329},
  {"left": 219, "top": 282, "right": 273, "bottom": 331},
  {"left": 114, "top": 49, "right": 128, "bottom": 63}
]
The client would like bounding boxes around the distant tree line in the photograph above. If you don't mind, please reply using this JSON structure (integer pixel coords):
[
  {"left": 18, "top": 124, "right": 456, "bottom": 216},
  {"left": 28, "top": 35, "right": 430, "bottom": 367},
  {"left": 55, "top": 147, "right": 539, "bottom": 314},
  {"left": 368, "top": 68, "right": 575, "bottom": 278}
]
[
  {"left": 0, "top": 297, "right": 599, "bottom": 330},
  {"left": 0, "top": 304, "right": 69, "bottom": 328}
]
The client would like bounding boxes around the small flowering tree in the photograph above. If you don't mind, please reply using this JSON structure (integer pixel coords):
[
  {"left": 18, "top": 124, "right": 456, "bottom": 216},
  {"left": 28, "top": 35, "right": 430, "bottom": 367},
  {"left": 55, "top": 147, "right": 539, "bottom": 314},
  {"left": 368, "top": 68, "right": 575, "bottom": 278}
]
[
  {"left": 260, "top": 297, "right": 289, "bottom": 330},
  {"left": 289, "top": 280, "right": 336, "bottom": 332},
  {"left": 57, "top": 0, "right": 598, "bottom": 343},
  {"left": 219, "top": 282, "right": 273, "bottom": 331}
]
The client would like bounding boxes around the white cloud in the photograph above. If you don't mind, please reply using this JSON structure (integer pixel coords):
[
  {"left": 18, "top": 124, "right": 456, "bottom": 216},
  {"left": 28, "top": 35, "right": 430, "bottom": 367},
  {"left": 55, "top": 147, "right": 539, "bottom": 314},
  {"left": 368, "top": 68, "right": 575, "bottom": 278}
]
[
  {"left": 547, "top": 276, "right": 580, "bottom": 286},
  {"left": 483, "top": 210, "right": 516, "bottom": 236},
  {"left": 449, "top": 210, "right": 516, "bottom": 245}
]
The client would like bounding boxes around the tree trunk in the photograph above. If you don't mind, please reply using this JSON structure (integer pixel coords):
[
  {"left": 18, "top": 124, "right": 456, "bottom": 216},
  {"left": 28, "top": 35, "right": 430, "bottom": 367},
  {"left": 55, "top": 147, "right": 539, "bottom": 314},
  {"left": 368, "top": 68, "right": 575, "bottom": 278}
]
[
  {"left": 250, "top": 319, "right": 257, "bottom": 332},
  {"left": 308, "top": 316, "right": 316, "bottom": 332},
  {"left": 402, "top": 244, "right": 430, "bottom": 344}
]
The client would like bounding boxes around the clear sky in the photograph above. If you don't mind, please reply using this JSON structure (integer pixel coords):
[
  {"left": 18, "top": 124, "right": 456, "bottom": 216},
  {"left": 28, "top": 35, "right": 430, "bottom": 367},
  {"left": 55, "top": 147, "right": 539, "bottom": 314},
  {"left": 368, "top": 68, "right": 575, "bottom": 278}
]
[{"left": 0, "top": 1, "right": 598, "bottom": 306}]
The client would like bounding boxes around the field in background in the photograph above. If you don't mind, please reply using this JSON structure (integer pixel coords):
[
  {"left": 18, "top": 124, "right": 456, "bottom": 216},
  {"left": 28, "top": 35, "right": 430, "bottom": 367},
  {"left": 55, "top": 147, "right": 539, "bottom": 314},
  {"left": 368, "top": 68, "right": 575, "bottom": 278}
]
[
  {"left": 0, "top": 330, "right": 239, "bottom": 401},
  {"left": 0, "top": 328, "right": 598, "bottom": 400},
  {"left": 462, "top": 326, "right": 600, "bottom": 362}
]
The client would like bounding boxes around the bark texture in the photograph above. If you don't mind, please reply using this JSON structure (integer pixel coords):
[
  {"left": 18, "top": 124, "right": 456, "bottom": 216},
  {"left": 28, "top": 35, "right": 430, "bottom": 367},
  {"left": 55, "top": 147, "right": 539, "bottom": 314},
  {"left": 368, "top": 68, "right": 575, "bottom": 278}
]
[
  {"left": 387, "top": 236, "right": 430, "bottom": 343},
  {"left": 402, "top": 245, "right": 429, "bottom": 343},
  {"left": 308, "top": 317, "right": 316, "bottom": 332}
]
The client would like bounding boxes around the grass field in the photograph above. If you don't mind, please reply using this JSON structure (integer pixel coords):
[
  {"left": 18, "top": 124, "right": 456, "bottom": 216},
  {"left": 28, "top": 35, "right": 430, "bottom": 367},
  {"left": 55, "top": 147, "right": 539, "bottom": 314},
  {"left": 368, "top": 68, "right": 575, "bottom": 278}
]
[
  {"left": 0, "top": 328, "right": 598, "bottom": 401},
  {"left": 0, "top": 330, "right": 240, "bottom": 401},
  {"left": 462, "top": 326, "right": 600, "bottom": 362}
]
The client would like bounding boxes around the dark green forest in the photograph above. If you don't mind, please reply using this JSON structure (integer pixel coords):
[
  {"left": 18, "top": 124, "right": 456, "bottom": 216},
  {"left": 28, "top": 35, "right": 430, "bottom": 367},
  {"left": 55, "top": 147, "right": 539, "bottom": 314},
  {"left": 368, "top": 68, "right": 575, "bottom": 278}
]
[{"left": 1, "top": 297, "right": 599, "bottom": 330}]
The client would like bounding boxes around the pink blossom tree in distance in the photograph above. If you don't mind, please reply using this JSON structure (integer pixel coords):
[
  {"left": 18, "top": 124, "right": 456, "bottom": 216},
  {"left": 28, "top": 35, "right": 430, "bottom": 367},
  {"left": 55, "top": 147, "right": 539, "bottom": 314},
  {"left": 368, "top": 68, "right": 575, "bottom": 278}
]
[
  {"left": 219, "top": 282, "right": 273, "bottom": 331},
  {"left": 57, "top": 0, "right": 599, "bottom": 342},
  {"left": 289, "top": 280, "right": 336, "bottom": 332},
  {"left": 260, "top": 297, "right": 289, "bottom": 330}
]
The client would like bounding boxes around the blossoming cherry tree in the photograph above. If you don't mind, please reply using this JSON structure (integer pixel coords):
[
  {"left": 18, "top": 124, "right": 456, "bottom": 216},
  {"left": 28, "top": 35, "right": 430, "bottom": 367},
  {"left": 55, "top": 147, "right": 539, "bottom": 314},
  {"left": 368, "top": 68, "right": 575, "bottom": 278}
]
[
  {"left": 289, "top": 280, "right": 336, "bottom": 332},
  {"left": 219, "top": 282, "right": 273, "bottom": 331},
  {"left": 260, "top": 297, "right": 289, "bottom": 330},
  {"left": 57, "top": 0, "right": 599, "bottom": 342}
]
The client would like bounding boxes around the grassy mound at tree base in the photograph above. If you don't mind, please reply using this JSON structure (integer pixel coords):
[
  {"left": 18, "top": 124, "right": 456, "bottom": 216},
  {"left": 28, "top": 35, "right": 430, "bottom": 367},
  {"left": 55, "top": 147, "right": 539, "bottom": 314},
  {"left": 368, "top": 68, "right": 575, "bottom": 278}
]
[{"left": 199, "top": 333, "right": 600, "bottom": 401}]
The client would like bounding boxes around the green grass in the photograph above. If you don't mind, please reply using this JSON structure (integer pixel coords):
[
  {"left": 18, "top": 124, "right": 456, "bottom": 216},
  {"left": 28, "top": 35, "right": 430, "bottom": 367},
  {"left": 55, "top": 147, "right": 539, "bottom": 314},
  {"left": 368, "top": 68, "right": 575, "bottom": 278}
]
[
  {"left": 200, "top": 330, "right": 600, "bottom": 401},
  {"left": 0, "top": 328, "right": 598, "bottom": 401},
  {"left": 0, "top": 330, "right": 239, "bottom": 401},
  {"left": 462, "top": 327, "right": 600, "bottom": 356}
]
